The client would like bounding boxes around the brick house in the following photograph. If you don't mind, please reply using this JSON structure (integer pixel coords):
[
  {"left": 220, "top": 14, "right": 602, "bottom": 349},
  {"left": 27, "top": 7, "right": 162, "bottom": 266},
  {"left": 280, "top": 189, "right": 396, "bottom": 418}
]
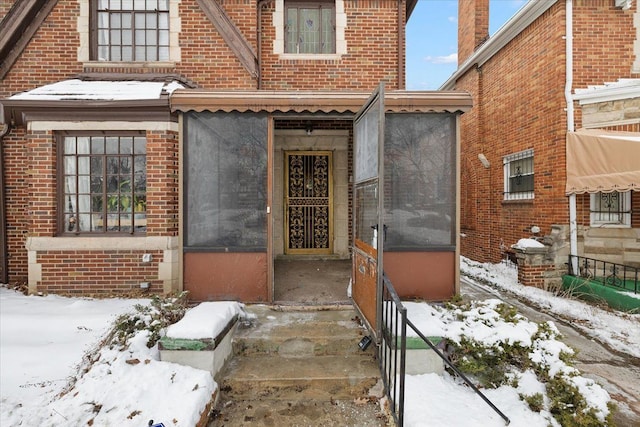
[
  {"left": 0, "top": 0, "right": 471, "bottom": 309},
  {"left": 443, "top": 0, "right": 640, "bottom": 289}
]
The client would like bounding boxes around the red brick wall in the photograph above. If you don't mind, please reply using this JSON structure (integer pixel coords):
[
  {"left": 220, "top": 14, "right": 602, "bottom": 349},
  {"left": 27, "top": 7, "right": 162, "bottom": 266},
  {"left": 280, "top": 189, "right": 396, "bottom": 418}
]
[
  {"left": 36, "top": 249, "right": 165, "bottom": 295},
  {"left": 458, "top": 1, "right": 639, "bottom": 265},
  {"left": 146, "top": 130, "right": 180, "bottom": 236},
  {"left": 259, "top": 0, "right": 402, "bottom": 91},
  {"left": 458, "top": 0, "right": 489, "bottom": 64},
  {"left": 3, "top": 127, "right": 29, "bottom": 284},
  {"left": 0, "top": 1, "right": 14, "bottom": 21},
  {"left": 0, "top": 0, "right": 403, "bottom": 293}
]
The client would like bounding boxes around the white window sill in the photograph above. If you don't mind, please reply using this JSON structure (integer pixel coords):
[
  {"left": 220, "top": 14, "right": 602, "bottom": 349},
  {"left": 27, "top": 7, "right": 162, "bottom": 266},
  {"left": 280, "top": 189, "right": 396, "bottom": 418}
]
[
  {"left": 83, "top": 61, "right": 176, "bottom": 69},
  {"left": 503, "top": 192, "right": 534, "bottom": 202},
  {"left": 278, "top": 54, "right": 343, "bottom": 61}
]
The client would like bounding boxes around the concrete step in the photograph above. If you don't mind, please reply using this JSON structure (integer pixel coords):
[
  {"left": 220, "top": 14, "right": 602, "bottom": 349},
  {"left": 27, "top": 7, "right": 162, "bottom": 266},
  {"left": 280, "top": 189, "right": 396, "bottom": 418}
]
[
  {"left": 212, "top": 397, "right": 390, "bottom": 426},
  {"left": 209, "top": 305, "right": 390, "bottom": 426},
  {"left": 233, "top": 305, "right": 371, "bottom": 357},
  {"left": 219, "top": 354, "right": 380, "bottom": 401}
]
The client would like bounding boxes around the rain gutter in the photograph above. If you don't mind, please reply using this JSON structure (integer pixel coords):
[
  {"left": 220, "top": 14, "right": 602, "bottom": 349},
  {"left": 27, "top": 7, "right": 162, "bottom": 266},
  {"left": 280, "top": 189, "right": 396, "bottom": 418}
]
[
  {"left": 565, "top": 0, "right": 578, "bottom": 272},
  {"left": 439, "top": 0, "right": 558, "bottom": 90}
]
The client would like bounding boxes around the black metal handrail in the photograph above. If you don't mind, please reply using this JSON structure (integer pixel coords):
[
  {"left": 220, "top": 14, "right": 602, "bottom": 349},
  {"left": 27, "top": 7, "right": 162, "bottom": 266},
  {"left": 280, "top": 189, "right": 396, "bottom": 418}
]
[
  {"left": 380, "top": 275, "right": 510, "bottom": 426},
  {"left": 568, "top": 255, "right": 639, "bottom": 294}
]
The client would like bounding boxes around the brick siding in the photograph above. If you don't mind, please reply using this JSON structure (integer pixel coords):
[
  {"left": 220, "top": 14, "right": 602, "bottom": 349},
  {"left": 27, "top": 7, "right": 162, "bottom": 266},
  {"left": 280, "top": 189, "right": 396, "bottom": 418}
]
[
  {"left": 457, "top": 1, "right": 639, "bottom": 273},
  {"left": 0, "top": 0, "right": 404, "bottom": 293}
]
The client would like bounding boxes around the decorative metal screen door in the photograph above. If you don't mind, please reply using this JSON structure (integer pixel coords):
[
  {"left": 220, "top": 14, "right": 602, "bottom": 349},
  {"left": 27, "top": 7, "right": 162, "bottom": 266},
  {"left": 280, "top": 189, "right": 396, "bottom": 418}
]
[
  {"left": 285, "top": 151, "right": 333, "bottom": 254},
  {"left": 352, "top": 83, "right": 385, "bottom": 339}
]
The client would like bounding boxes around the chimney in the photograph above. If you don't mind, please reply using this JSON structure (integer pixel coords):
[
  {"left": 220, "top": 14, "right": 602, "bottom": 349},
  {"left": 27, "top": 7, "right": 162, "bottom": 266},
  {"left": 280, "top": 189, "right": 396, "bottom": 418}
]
[{"left": 458, "top": 0, "right": 489, "bottom": 65}]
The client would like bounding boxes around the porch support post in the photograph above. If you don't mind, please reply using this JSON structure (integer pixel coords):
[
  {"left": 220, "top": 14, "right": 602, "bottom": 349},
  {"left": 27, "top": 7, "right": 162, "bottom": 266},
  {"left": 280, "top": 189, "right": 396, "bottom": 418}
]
[{"left": 569, "top": 193, "right": 578, "bottom": 273}]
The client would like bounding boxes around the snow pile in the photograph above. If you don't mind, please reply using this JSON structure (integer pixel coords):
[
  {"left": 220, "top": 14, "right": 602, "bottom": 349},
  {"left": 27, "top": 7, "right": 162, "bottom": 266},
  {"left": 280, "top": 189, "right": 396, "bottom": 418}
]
[
  {"left": 166, "top": 301, "right": 242, "bottom": 340},
  {"left": 511, "top": 238, "right": 545, "bottom": 249},
  {"left": 0, "top": 289, "right": 236, "bottom": 427},
  {"left": 461, "top": 257, "right": 640, "bottom": 358},
  {"left": 403, "top": 299, "right": 612, "bottom": 426},
  {"left": 28, "top": 330, "right": 216, "bottom": 426}
]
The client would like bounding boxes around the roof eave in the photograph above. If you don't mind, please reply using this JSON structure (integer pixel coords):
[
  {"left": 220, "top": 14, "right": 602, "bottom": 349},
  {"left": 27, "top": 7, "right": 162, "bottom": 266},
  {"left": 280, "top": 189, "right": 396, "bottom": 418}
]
[
  {"left": 1, "top": 98, "right": 173, "bottom": 126},
  {"left": 170, "top": 90, "right": 473, "bottom": 115},
  {"left": 440, "top": 0, "right": 558, "bottom": 90}
]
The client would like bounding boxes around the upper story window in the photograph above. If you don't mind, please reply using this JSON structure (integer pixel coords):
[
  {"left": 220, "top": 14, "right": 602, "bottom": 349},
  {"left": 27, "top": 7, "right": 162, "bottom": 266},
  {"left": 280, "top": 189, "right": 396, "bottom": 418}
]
[
  {"left": 285, "top": 1, "right": 335, "bottom": 54},
  {"left": 60, "top": 134, "right": 147, "bottom": 235},
  {"left": 93, "top": 0, "right": 170, "bottom": 62},
  {"left": 274, "top": 0, "right": 345, "bottom": 58},
  {"left": 590, "top": 191, "right": 631, "bottom": 228},
  {"left": 503, "top": 149, "right": 534, "bottom": 200}
]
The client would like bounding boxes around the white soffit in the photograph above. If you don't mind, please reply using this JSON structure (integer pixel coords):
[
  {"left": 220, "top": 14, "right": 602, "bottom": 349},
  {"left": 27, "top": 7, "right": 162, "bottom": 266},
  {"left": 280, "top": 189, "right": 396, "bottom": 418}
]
[{"left": 573, "top": 79, "right": 640, "bottom": 105}]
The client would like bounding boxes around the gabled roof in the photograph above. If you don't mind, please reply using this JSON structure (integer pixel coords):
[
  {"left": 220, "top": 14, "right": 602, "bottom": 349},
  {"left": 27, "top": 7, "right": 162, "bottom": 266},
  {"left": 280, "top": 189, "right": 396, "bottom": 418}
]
[
  {"left": 440, "top": 0, "right": 558, "bottom": 90},
  {"left": 0, "top": 0, "right": 58, "bottom": 80},
  {"left": 0, "top": 0, "right": 258, "bottom": 80}
]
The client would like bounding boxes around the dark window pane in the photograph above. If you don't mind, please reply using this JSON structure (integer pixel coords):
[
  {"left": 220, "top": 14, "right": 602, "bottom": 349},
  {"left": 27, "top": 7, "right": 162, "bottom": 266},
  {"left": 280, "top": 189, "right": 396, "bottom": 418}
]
[
  {"left": 384, "top": 113, "right": 457, "bottom": 248},
  {"left": 62, "top": 135, "right": 146, "bottom": 235},
  {"left": 184, "top": 112, "right": 268, "bottom": 250}
]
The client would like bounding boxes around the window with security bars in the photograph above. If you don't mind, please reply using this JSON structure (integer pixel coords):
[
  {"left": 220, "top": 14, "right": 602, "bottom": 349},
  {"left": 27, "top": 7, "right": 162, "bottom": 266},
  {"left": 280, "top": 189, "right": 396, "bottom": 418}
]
[
  {"left": 503, "top": 149, "right": 534, "bottom": 200},
  {"left": 590, "top": 191, "right": 631, "bottom": 227},
  {"left": 285, "top": 1, "right": 335, "bottom": 54},
  {"left": 93, "top": 0, "right": 169, "bottom": 61},
  {"left": 60, "top": 134, "right": 147, "bottom": 235}
]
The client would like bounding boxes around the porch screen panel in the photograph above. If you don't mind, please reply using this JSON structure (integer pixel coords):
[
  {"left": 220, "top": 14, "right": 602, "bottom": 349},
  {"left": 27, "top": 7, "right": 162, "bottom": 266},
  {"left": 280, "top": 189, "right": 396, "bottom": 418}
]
[
  {"left": 384, "top": 113, "right": 456, "bottom": 249},
  {"left": 184, "top": 112, "right": 268, "bottom": 250}
]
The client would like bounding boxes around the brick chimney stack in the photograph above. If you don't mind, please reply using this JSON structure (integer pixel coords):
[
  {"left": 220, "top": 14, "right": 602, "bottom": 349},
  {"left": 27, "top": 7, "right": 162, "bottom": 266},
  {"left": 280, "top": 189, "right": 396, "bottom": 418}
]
[{"left": 458, "top": 0, "right": 489, "bottom": 65}]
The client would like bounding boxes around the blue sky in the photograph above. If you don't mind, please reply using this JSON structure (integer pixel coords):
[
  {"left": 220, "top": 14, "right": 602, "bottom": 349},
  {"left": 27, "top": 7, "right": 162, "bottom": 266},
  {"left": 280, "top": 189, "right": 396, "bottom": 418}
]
[{"left": 406, "top": 0, "right": 527, "bottom": 90}]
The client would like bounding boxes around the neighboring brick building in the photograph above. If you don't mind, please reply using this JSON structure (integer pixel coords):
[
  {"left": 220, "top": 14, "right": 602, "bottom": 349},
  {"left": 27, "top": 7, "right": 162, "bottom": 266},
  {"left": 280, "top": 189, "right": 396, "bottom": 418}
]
[
  {"left": 0, "top": 0, "right": 471, "bottom": 308},
  {"left": 444, "top": 0, "right": 640, "bottom": 288}
]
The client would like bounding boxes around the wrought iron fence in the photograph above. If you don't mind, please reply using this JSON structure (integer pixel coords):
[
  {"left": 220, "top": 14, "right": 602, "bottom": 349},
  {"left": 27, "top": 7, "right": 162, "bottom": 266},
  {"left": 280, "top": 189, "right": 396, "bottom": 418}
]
[
  {"left": 379, "top": 275, "right": 510, "bottom": 426},
  {"left": 568, "top": 255, "right": 639, "bottom": 294}
]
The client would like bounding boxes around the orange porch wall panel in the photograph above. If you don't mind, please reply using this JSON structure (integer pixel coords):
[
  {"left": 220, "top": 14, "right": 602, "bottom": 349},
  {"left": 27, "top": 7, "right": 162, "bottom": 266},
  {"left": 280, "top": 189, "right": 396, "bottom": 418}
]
[
  {"left": 384, "top": 252, "right": 455, "bottom": 301},
  {"left": 184, "top": 252, "right": 268, "bottom": 302}
]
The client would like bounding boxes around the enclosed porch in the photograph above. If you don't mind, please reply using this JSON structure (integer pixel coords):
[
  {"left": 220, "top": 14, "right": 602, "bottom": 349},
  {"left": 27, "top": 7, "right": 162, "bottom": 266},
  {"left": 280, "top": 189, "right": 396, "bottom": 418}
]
[{"left": 172, "top": 90, "right": 472, "bottom": 303}]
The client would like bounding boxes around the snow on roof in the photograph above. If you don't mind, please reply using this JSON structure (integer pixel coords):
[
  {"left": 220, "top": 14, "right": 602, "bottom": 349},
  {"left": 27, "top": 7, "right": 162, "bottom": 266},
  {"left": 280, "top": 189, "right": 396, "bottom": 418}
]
[{"left": 9, "top": 79, "right": 184, "bottom": 101}]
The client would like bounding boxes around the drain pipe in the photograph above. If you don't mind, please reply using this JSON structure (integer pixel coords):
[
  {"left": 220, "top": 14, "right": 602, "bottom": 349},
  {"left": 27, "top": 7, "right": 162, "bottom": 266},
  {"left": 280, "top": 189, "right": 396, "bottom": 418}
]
[{"left": 564, "top": 0, "right": 578, "bottom": 273}]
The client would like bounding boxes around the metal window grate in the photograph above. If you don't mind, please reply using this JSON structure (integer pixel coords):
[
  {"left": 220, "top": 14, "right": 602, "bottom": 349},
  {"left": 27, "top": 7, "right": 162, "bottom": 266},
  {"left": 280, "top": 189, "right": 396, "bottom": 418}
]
[
  {"left": 591, "top": 191, "right": 631, "bottom": 225},
  {"left": 504, "top": 149, "right": 533, "bottom": 200}
]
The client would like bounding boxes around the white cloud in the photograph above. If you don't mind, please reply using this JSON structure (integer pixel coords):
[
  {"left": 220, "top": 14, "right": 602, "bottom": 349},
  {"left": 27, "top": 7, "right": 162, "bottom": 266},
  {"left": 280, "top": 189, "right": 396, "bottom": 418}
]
[
  {"left": 424, "top": 53, "right": 458, "bottom": 64},
  {"left": 448, "top": 15, "right": 456, "bottom": 23}
]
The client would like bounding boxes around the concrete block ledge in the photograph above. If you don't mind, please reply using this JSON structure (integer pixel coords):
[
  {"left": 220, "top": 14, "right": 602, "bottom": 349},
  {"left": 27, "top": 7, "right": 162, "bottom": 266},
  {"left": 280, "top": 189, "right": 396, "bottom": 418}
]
[{"left": 159, "top": 312, "right": 239, "bottom": 380}]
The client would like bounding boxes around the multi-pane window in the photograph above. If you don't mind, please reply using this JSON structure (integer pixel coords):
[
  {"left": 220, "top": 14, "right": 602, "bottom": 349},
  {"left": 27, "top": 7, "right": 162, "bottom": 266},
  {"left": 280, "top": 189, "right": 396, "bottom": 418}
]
[
  {"left": 61, "top": 134, "right": 147, "bottom": 234},
  {"left": 590, "top": 191, "right": 631, "bottom": 227},
  {"left": 503, "top": 149, "right": 534, "bottom": 200},
  {"left": 285, "top": 1, "right": 335, "bottom": 54},
  {"left": 94, "top": 0, "right": 169, "bottom": 61}
]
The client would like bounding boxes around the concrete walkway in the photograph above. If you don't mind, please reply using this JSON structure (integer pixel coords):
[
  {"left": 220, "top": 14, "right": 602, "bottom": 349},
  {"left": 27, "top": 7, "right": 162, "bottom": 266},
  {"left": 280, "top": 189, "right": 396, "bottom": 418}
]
[{"left": 461, "top": 277, "right": 640, "bottom": 426}]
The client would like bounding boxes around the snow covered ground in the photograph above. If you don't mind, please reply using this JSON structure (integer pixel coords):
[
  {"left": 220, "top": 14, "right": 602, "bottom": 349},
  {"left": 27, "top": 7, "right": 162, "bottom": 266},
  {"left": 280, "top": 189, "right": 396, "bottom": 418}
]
[{"left": 1, "top": 257, "right": 638, "bottom": 426}]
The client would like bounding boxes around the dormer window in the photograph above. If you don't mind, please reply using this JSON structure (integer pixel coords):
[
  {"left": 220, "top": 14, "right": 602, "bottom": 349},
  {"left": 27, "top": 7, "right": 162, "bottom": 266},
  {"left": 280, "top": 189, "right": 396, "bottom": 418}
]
[
  {"left": 285, "top": 1, "right": 335, "bottom": 54},
  {"left": 92, "top": 0, "right": 170, "bottom": 62}
]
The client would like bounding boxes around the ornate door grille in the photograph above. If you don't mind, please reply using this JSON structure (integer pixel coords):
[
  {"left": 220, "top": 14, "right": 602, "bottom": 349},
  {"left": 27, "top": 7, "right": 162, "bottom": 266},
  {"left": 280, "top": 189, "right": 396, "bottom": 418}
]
[{"left": 285, "top": 152, "right": 333, "bottom": 254}]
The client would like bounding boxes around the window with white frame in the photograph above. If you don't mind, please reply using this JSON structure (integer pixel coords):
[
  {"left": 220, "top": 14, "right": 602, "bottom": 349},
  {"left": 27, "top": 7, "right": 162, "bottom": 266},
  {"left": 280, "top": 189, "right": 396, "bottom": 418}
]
[
  {"left": 285, "top": 1, "right": 335, "bottom": 54},
  {"left": 274, "top": 0, "right": 346, "bottom": 57},
  {"left": 590, "top": 191, "right": 631, "bottom": 227},
  {"left": 503, "top": 149, "right": 534, "bottom": 200},
  {"left": 92, "top": 0, "right": 170, "bottom": 62},
  {"left": 60, "top": 133, "right": 147, "bottom": 235}
]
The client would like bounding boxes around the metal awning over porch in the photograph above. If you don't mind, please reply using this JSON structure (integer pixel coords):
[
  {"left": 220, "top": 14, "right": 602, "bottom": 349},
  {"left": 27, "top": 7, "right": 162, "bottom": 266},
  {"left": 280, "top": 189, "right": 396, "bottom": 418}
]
[
  {"left": 170, "top": 90, "right": 473, "bottom": 115},
  {"left": 566, "top": 129, "right": 640, "bottom": 194}
]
